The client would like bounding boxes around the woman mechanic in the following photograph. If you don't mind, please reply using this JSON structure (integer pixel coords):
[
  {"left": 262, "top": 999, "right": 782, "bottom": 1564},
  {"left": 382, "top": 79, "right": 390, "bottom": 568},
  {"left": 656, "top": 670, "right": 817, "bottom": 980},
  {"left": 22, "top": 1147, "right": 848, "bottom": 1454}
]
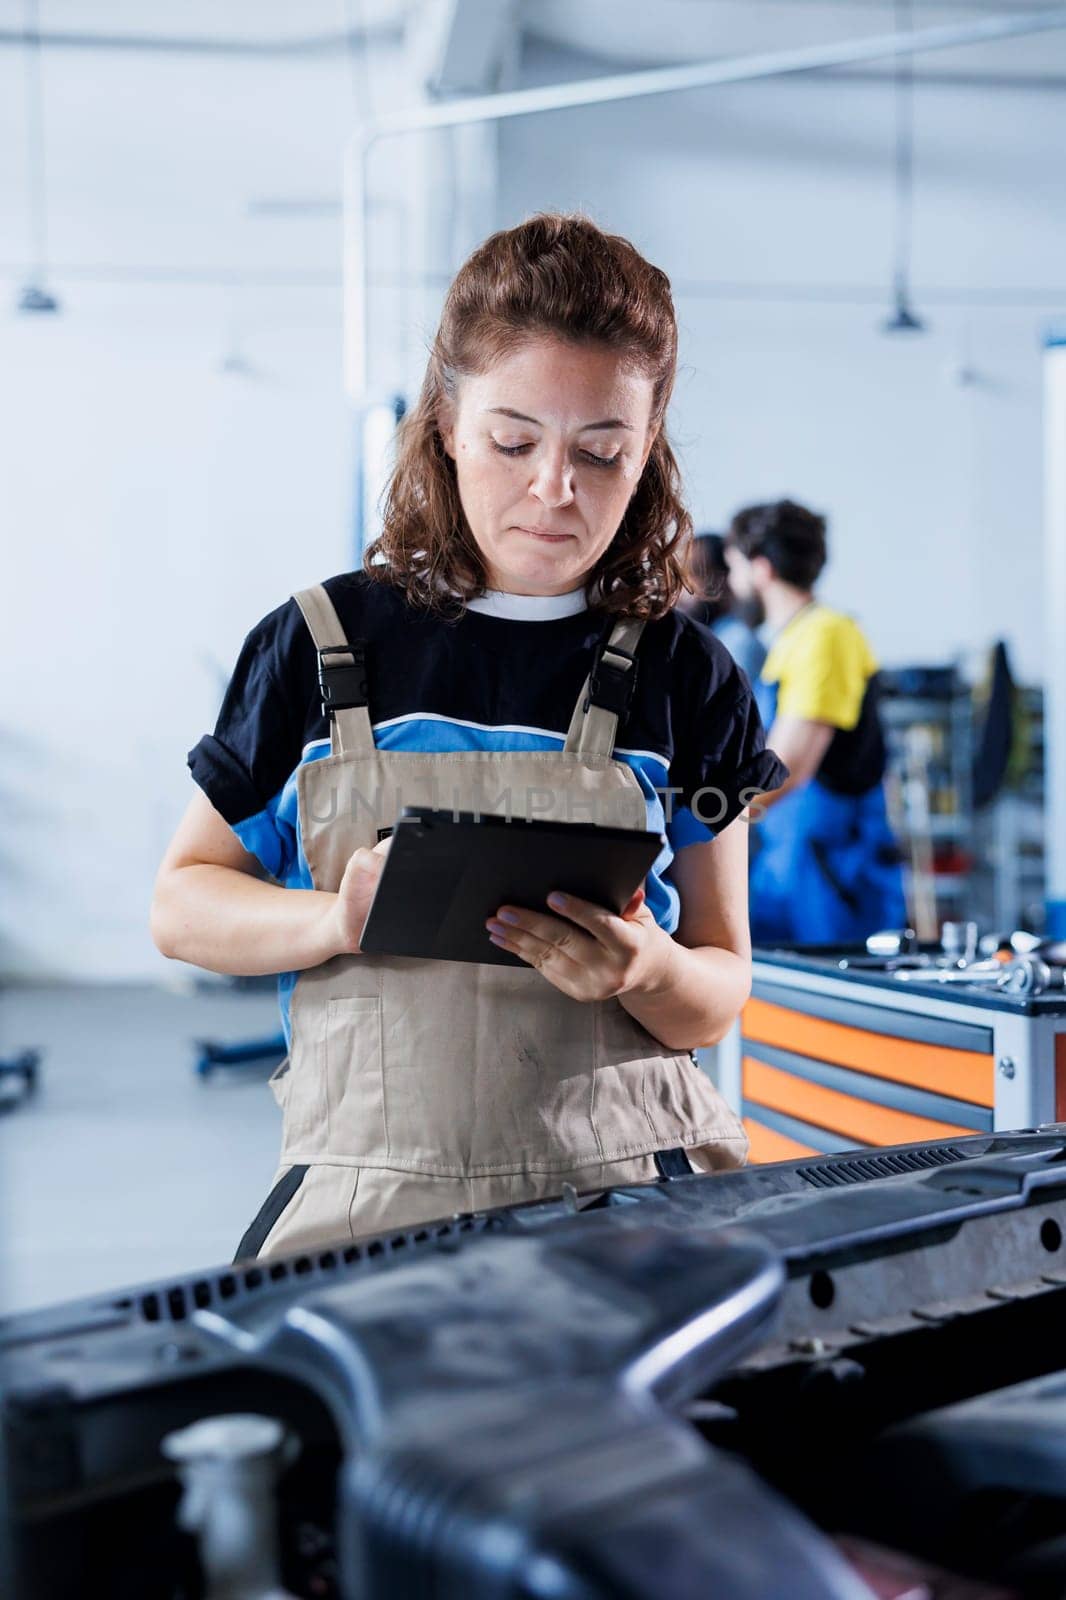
[{"left": 151, "top": 213, "right": 788, "bottom": 1260}]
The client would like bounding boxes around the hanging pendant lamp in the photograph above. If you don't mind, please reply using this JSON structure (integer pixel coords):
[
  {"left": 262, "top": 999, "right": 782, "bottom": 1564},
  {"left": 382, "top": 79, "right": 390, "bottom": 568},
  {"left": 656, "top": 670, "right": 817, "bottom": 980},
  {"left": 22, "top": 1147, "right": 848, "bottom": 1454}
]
[
  {"left": 17, "top": 0, "right": 60, "bottom": 315},
  {"left": 882, "top": 0, "right": 926, "bottom": 334}
]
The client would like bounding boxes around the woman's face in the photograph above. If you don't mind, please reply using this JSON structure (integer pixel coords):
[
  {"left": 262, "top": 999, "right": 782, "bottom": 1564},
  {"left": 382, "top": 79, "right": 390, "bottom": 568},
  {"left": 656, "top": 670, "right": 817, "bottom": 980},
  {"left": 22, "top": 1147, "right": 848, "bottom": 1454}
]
[{"left": 439, "top": 337, "right": 657, "bottom": 596}]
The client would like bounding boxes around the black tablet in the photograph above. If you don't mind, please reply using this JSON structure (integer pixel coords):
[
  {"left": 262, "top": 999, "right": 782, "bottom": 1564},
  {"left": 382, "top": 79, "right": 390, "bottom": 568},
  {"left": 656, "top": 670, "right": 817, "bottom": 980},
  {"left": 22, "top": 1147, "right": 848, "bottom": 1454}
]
[{"left": 358, "top": 808, "right": 665, "bottom": 967}]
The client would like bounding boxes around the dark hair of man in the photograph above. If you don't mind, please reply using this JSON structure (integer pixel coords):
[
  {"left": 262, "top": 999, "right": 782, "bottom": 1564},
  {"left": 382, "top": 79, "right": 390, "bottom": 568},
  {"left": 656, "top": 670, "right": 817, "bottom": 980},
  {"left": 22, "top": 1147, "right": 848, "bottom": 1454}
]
[
  {"left": 683, "top": 531, "right": 729, "bottom": 622},
  {"left": 727, "top": 498, "right": 828, "bottom": 590}
]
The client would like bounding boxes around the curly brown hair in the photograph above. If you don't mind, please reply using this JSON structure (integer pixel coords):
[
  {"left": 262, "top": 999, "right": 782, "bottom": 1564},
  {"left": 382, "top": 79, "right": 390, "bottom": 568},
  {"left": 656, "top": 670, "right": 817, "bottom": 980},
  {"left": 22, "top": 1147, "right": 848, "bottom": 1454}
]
[{"left": 364, "top": 212, "right": 693, "bottom": 621}]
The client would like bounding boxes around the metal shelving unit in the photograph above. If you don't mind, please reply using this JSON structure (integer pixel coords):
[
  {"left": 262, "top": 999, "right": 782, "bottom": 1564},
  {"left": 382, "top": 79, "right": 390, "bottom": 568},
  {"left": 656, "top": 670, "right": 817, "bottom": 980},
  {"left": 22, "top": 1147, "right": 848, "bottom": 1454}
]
[
  {"left": 878, "top": 666, "right": 1048, "bottom": 936},
  {"left": 879, "top": 664, "right": 975, "bottom": 936},
  {"left": 971, "top": 684, "right": 1048, "bottom": 932}
]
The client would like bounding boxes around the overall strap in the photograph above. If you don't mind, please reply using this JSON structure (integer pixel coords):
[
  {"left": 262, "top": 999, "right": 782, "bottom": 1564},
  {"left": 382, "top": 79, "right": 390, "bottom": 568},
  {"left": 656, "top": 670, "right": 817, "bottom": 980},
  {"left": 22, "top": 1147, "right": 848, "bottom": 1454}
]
[
  {"left": 563, "top": 617, "right": 647, "bottom": 758},
  {"left": 292, "top": 585, "right": 374, "bottom": 757}
]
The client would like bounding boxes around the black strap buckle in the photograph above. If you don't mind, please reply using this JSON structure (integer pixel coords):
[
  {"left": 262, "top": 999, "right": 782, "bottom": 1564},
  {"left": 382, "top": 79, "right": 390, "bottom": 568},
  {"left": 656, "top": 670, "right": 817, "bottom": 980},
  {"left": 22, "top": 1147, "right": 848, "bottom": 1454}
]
[
  {"left": 317, "top": 641, "right": 368, "bottom": 717},
  {"left": 654, "top": 1147, "right": 693, "bottom": 1181},
  {"left": 585, "top": 641, "right": 638, "bottom": 720}
]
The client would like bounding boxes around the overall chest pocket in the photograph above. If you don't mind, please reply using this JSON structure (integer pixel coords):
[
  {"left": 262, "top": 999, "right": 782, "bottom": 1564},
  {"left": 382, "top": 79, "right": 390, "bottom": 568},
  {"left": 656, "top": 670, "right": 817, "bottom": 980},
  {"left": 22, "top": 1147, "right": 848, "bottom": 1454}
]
[
  {"left": 323, "top": 996, "right": 388, "bottom": 1160},
  {"left": 267, "top": 1056, "right": 291, "bottom": 1108}
]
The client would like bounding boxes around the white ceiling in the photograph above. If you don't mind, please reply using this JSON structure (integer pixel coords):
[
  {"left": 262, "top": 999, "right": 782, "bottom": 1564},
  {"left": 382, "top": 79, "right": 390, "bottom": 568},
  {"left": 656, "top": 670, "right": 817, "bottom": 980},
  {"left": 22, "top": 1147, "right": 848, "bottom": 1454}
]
[
  {"left": 520, "top": 0, "right": 1066, "bottom": 81},
  {"left": 12, "top": 0, "right": 407, "bottom": 45},
  {"left": 2, "top": 0, "right": 1063, "bottom": 290},
  {"left": 9, "top": 0, "right": 1066, "bottom": 79}
]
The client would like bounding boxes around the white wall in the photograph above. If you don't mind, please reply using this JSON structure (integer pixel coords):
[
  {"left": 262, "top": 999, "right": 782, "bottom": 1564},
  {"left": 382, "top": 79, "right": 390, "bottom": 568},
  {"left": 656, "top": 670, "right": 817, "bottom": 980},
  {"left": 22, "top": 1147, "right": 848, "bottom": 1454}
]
[
  {"left": 0, "top": 26, "right": 413, "bottom": 979},
  {"left": 0, "top": 284, "right": 352, "bottom": 978},
  {"left": 498, "top": 44, "right": 1066, "bottom": 680}
]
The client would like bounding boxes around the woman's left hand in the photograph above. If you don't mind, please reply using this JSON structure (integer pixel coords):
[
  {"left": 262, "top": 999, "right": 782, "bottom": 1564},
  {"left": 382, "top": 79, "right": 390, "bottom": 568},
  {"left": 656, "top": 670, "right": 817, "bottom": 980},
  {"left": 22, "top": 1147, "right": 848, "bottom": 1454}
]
[{"left": 485, "top": 887, "right": 675, "bottom": 1002}]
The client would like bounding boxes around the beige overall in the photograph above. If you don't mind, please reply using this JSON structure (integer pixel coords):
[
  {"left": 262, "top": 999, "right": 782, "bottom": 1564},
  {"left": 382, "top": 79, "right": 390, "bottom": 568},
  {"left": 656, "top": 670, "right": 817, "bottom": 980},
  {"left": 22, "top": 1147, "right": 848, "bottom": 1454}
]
[{"left": 243, "top": 584, "right": 747, "bottom": 1259}]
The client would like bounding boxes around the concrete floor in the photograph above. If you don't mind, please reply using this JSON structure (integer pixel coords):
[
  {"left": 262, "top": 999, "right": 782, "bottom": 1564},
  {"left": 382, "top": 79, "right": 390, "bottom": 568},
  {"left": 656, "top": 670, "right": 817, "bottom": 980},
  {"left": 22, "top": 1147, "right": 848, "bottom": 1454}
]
[
  {"left": 0, "top": 982, "right": 725, "bottom": 1320},
  {"left": 0, "top": 981, "right": 283, "bottom": 1317}
]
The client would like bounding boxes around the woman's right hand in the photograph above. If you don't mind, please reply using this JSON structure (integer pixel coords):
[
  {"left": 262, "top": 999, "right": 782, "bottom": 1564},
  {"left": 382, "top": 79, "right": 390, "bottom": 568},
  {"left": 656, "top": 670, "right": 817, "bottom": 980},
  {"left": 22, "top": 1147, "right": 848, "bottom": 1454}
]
[
  {"left": 330, "top": 836, "right": 393, "bottom": 956},
  {"left": 152, "top": 792, "right": 395, "bottom": 977}
]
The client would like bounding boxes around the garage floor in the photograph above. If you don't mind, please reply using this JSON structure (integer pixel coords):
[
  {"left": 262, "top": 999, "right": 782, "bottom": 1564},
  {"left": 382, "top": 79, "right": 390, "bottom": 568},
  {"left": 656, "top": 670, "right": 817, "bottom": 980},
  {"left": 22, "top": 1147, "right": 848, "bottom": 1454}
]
[
  {"left": 0, "top": 983, "right": 725, "bottom": 1320},
  {"left": 0, "top": 981, "right": 283, "bottom": 1317}
]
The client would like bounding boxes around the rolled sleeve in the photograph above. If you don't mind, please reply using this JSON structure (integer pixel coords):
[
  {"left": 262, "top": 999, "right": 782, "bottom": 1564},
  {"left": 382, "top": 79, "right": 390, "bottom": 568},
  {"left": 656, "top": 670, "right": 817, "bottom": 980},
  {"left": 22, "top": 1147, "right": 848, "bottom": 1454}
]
[{"left": 671, "top": 631, "right": 790, "bottom": 848}]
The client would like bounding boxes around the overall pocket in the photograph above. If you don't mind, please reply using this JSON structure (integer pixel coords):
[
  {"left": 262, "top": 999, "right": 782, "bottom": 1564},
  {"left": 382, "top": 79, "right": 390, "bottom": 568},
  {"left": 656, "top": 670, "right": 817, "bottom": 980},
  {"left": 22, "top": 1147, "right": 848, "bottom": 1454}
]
[
  {"left": 268, "top": 1055, "right": 291, "bottom": 1109},
  {"left": 591, "top": 999, "right": 743, "bottom": 1159},
  {"left": 324, "top": 996, "right": 387, "bottom": 1160}
]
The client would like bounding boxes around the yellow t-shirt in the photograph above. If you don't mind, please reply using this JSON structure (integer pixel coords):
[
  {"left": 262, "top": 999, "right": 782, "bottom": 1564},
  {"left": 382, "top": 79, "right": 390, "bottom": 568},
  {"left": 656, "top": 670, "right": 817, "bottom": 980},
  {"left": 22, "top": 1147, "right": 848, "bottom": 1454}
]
[{"left": 761, "top": 605, "right": 878, "bottom": 731}]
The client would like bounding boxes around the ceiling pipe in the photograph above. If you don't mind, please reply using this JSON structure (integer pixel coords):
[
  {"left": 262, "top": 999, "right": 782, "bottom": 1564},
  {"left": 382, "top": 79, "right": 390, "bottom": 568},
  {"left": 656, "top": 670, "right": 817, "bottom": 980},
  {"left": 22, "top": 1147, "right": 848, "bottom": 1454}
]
[
  {"left": 0, "top": 24, "right": 399, "bottom": 56},
  {"left": 344, "top": 4, "right": 1066, "bottom": 401},
  {"left": 5, "top": 24, "right": 1066, "bottom": 90}
]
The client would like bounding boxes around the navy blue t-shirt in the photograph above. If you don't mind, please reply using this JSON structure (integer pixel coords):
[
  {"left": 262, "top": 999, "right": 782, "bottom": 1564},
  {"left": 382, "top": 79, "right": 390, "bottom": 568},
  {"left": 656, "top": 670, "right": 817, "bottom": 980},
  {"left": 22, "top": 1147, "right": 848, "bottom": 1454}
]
[{"left": 189, "top": 571, "right": 786, "bottom": 939}]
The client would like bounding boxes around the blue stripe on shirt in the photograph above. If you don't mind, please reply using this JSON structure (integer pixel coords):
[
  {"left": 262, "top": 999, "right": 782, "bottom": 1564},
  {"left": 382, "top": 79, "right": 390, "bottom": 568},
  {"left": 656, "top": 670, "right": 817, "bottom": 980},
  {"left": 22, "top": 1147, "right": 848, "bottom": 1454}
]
[{"left": 235, "top": 716, "right": 715, "bottom": 1044}]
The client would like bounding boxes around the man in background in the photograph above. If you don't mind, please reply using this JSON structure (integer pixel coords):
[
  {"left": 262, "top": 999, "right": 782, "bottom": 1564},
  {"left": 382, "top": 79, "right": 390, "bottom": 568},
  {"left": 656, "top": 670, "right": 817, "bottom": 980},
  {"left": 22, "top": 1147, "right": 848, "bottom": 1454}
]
[{"left": 724, "top": 499, "right": 905, "bottom": 945}]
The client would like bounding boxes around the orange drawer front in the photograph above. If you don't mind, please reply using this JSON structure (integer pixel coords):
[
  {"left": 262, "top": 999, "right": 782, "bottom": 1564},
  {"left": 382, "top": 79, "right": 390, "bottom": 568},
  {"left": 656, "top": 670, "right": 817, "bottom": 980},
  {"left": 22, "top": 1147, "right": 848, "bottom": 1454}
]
[
  {"left": 743, "top": 1057, "right": 980, "bottom": 1149},
  {"left": 742, "top": 997, "right": 994, "bottom": 1108},
  {"left": 742, "top": 1116, "right": 818, "bottom": 1164}
]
